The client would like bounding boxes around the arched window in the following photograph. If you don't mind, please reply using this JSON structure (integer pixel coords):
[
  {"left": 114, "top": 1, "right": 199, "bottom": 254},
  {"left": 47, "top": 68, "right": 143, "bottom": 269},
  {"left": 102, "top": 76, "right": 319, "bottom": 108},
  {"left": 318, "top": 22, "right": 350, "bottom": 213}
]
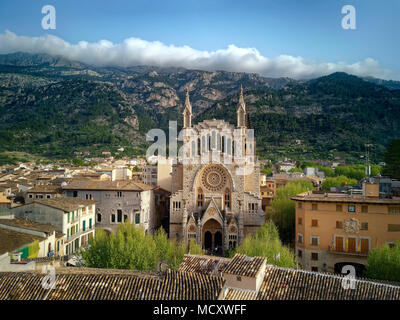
[
  {"left": 224, "top": 188, "right": 230, "bottom": 209},
  {"left": 207, "top": 134, "right": 211, "bottom": 150},
  {"left": 191, "top": 140, "right": 196, "bottom": 157},
  {"left": 222, "top": 136, "right": 225, "bottom": 153},
  {"left": 97, "top": 213, "right": 102, "bottom": 223},
  {"left": 197, "top": 188, "right": 204, "bottom": 207},
  {"left": 197, "top": 137, "right": 201, "bottom": 155},
  {"left": 217, "top": 133, "right": 221, "bottom": 150},
  {"left": 212, "top": 131, "right": 216, "bottom": 149}
]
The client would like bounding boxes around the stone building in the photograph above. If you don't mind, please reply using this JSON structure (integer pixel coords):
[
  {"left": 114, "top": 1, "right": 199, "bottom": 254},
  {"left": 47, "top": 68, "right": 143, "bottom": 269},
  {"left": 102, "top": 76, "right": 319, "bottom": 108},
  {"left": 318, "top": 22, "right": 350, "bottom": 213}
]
[
  {"left": 63, "top": 180, "right": 155, "bottom": 234},
  {"left": 169, "top": 87, "right": 265, "bottom": 252}
]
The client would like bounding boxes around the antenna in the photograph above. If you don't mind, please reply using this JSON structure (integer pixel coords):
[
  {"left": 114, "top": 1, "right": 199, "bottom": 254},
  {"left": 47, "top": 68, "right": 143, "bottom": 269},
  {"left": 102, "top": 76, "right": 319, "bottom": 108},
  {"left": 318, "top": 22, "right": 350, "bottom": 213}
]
[{"left": 365, "top": 143, "right": 373, "bottom": 178}]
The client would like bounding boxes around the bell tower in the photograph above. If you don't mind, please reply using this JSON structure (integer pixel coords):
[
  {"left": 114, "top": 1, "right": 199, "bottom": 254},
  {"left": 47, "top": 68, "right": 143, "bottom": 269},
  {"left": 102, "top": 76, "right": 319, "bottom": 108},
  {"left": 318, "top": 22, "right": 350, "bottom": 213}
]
[{"left": 236, "top": 85, "right": 246, "bottom": 128}]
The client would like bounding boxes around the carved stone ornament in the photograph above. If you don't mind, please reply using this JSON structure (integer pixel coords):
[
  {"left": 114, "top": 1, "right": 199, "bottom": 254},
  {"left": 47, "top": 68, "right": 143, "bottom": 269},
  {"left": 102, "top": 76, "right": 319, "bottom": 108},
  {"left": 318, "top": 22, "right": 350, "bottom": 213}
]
[{"left": 344, "top": 218, "right": 359, "bottom": 234}]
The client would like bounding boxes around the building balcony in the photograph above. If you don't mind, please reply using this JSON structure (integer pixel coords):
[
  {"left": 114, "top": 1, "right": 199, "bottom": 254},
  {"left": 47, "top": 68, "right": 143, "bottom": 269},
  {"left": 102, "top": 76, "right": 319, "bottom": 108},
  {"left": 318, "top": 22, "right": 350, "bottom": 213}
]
[
  {"left": 66, "top": 227, "right": 95, "bottom": 243},
  {"left": 328, "top": 245, "right": 368, "bottom": 257}
]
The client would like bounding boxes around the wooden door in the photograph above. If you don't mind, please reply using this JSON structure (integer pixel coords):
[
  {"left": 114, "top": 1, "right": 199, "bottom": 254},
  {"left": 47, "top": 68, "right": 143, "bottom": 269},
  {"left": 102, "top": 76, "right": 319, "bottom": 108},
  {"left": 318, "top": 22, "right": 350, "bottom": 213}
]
[
  {"left": 335, "top": 237, "right": 343, "bottom": 252},
  {"left": 361, "top": 238, "right": 369, "bottom": 254},
  {"left": 348, "top": 238, "right": 356, "bottom": 253}
]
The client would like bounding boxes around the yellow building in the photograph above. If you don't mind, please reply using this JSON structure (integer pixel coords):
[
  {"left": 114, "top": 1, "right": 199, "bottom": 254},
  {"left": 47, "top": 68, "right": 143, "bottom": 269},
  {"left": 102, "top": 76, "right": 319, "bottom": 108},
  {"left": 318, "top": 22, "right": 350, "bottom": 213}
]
[{"left": 292, "top": 183, "right": 400, "bottom": 276}]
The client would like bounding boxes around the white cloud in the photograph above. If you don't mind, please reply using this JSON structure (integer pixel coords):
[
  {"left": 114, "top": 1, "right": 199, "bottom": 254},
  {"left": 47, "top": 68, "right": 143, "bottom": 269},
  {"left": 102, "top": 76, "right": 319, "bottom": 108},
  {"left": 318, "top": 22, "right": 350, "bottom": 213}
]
[{"left": 0, "top": 30, "right": 397, "bottom": 80}]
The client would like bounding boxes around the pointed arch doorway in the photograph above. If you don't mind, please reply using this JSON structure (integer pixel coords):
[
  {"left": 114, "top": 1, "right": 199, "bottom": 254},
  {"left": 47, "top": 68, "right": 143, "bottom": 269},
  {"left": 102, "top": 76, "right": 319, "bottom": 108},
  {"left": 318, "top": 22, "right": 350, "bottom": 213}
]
[{"left": 202, "top": 219, "right": 223, "bottom": 253}]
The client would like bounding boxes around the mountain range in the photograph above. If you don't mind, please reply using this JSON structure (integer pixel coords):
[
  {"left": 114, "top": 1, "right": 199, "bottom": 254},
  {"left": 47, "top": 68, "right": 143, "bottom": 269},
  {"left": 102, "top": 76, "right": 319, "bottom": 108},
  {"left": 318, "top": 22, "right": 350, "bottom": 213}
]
[{"left": 0, "top": 52, "right": 399, "bottom": 164}]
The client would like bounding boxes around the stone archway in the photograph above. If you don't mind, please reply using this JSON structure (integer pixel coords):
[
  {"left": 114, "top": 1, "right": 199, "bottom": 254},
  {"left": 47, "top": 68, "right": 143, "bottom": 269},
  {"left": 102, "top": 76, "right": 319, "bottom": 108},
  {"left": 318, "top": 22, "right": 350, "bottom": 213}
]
[
  {"left": 204, "top": 231, "right": 212, "bottom": 250},
  {"left": 202, "top": 219, "right": 223, "bottom": 253}
]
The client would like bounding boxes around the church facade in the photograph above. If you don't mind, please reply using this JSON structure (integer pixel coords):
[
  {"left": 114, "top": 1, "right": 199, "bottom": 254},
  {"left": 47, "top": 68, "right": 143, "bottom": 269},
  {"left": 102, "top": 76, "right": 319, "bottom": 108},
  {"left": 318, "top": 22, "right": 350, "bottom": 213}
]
[{"left": 169, "top": 87, "right": 265, "bottom": 252}]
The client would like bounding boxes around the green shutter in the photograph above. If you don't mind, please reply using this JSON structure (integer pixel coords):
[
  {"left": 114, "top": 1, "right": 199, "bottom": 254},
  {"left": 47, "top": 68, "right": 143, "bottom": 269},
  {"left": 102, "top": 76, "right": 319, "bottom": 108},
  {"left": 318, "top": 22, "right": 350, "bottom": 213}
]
[
  {"left": 83, "top": 221, "right": 86, "bottom": 231},
  {"left": 135, "top": 213, "right": 140, "bottom": 224},
  {"left": 89, "top": 218, "right": 92, "bottom": 229}
]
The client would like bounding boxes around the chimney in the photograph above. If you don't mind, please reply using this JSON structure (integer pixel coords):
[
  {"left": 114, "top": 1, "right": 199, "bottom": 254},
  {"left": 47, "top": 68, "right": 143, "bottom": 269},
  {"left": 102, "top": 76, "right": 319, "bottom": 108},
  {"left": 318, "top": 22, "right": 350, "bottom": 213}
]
[{"left": 363, "top": 182, "right": 379, "bottom": 198}]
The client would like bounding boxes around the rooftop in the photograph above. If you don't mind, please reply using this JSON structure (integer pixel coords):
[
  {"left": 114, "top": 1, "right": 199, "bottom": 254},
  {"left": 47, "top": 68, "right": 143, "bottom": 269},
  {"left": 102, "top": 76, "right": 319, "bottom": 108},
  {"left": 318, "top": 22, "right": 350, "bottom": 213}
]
[
  {"left": 26, "top": 185, "right": 63, "bottom": 194},
  {"left": 32, "top": 198, "right": 97, "bottom": 212},
  {"left": 0, "top": 269, "right": 224, "bottom": 300},
  {"left": 178, "top": 254, "right": 230, "bottom": 275},
  {"left": 291, "top": 191, "right": 400, "bottom": 204},
  {"left": 223, "top": 254, "right": 266, "bottom": 278},
  {"left": 224, "top": 265, "right": 400, "bottom": 300},
  {"left": 0, "top": 218, "right": 56, "bottom": 234},
  {"left": 0, "top": 228, "right": 45, "bottom": 255},
  {"left": 63, "top": 179, "right": 153, "bottom": 191}
]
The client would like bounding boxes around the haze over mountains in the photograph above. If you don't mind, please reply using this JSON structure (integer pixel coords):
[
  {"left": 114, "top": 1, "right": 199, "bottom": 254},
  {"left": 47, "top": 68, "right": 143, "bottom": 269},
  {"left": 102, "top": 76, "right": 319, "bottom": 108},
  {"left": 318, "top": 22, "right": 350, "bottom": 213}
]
[{"left": 0, "top": 52, "right": 399, "bottom": 163}]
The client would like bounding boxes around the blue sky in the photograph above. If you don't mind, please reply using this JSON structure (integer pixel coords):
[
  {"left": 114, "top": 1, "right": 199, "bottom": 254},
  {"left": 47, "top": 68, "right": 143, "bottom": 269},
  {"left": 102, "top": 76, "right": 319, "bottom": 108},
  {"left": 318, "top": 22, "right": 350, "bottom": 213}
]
[{"left": 0, "top": 0, "right": 399, "bottom": 79}]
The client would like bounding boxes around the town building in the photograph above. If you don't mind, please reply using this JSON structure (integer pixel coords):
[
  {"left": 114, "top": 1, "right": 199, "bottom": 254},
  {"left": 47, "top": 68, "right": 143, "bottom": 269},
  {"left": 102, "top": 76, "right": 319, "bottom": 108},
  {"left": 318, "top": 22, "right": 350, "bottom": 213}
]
[
  {"left": 11, "top": 198, "right": 96, "bottom": 256},
  {"left": 0, "top": 216, "right": 58, "bottom": 262},
  {"left": 169, "top": 87, "right": 265, "bottom": 252},
  {"left": 142, "top": 165, "right": 158, "bottom": 187},
  {"left": 260, "top": 175, "right": 276, "bottom": 212},
  {"left": 63, "top": 179, "right": 155, "bottom": 234},
  {"left": 24, "top": 185, "right": 64, "bottom": 203},
  {"left": 292, "top": 182, "right": 400, "bottom": 276}
]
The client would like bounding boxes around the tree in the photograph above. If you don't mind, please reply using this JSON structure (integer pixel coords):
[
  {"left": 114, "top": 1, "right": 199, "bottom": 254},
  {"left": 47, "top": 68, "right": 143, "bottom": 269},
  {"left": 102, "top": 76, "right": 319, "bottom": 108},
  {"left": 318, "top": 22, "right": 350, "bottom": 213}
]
[
  {"left": 382, "top": 139, "right": 400, "bottom": 179},
  {"left": 232, "top": 220, "right": 295, "bottom": 268},
  {"left": 321, "top": 175, "right": 357, "bottom": 191},
  {"left": 269, "top": 180, "right": 314, "bottom": 244},
  {"left": 81, "top": 223, "right": 188, "bottom": 271},
  {"left": 365, "top": 242, "right": 400, "bottom": 282}
]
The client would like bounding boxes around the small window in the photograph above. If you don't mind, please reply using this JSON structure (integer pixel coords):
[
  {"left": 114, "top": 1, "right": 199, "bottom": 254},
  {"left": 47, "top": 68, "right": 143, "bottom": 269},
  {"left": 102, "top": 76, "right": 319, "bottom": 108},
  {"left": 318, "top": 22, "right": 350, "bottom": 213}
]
[
  {"left": 311, "top": 266, "right": 318, "bottom": 272},
  {"left": 97, "top": 213, "right": 102, "bottom": 223},
  {"left": 336, "top": 204, "right": 342, "bottom": 212},
  {"left": 361, "top": 222, "right": 368, "bottom": 230},
  {"left": 311, "top": 253, "right": 318, "bottom": 261},
  {"left": 135, "top": 213, "right": 140, "bottom": 224},
  {"left": 28, "top": 194, "right": 33, "bottom": 198},
  {"left": 312, "top": 219, "right": 318, "bottom": 227},
  {"left": 311, "top": 236, "right": 319, "bottom": 246},
  {"left": 236, "top": 276, "right": 242, "bottom": 281},
  {"left": 361, "top": 205, "right": 368, "bottom": 213},
  {"left": 312, "top": 204, "right": 318, "bottom": 211},
  {"left": 298, "top": 250, "right": 302, "bottom": 258},
  {"left": 348, "top": 205, "right": 355, "bottom": 213},
  {"left": 298, "top": 217, "right": 302, "bottom": 225},
  {"left": 298, "top": 202, "right": 302, "bottom": 209},
  {"left": 297, "top": 233, "right": 303, "bottom": 244},
  {"left": 336, "top": 221, "right": 343, "bottom": 229},
  {"left": 111, "top": 214, "right": 116, "bottom": 223},
  {"left": 117, "top": 209, "right": 122, "bottom": 223}
]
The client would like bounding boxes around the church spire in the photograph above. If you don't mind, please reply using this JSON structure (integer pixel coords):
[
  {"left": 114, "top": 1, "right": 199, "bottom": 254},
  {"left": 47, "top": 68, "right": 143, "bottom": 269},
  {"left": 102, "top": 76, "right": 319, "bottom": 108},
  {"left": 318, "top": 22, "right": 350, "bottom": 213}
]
[
  {"left": 237, "top": 85, "right": 246, "bottom": 128},
  {"left": 183, "top": 87, "right": 192, "bottom": 128}
]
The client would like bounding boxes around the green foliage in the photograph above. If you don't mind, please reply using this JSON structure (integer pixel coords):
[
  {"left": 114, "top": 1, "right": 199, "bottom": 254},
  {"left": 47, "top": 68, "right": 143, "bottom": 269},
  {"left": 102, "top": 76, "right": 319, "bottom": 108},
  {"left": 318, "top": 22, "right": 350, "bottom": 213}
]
[
  {"left": 81, "top": 224, "right": 187, "bottom": 271},
  {"left": 334, "top": 164, "right": 381, "bottom": 180},
  {"left": 269, "top": 180, "right": 314, "bottom": 244},
  {"left": 232, "top": 221, "right": 295, "bottom": 268},
  {"left": 289, "top": 167, "right": 303, "bottom": 173},
  {"left": 321, "top": 175, "right": 358, "bottom": 191},
  {"left": 382, "top": 139, "right": 400, "bottom": 179},
  {"left": 365, "top": 242, "right": 400, "bottom": 282},
  {"left": 261, "top": 167, "right": 273, "bottom": 176},
  {"left": 188, "top": 238, "right": 205, "bottom": 255},
  {"left": 72, "top": 158, "right": 85, "bottom": 166}
]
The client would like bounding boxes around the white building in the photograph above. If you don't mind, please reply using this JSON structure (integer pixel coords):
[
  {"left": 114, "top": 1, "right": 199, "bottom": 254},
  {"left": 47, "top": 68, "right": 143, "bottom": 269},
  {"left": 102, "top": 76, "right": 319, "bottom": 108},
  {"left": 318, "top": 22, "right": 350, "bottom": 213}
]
[{"left": 11, "top": 198, "right": 96, "bottom": 256}]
